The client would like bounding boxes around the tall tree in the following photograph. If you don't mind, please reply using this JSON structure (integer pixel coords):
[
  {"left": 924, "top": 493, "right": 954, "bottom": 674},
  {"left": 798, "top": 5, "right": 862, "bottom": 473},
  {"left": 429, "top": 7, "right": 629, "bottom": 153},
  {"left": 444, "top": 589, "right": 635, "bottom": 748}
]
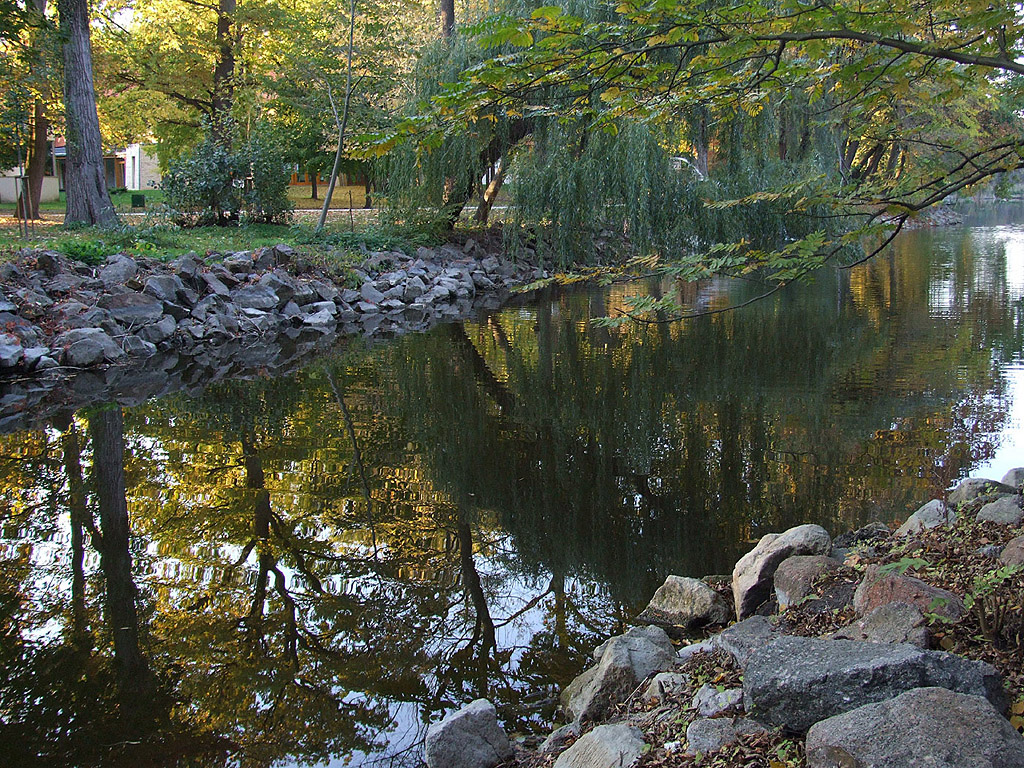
[{"left": 57, "top": 0, "right": 115, "bottom": 225}]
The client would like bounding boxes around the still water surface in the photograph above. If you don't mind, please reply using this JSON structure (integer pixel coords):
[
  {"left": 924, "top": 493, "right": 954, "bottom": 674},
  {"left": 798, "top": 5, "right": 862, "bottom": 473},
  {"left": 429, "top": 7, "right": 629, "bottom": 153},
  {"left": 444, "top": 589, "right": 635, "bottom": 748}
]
[{"left": 3, "top": 213, "right": 1024, "bottom": 766}]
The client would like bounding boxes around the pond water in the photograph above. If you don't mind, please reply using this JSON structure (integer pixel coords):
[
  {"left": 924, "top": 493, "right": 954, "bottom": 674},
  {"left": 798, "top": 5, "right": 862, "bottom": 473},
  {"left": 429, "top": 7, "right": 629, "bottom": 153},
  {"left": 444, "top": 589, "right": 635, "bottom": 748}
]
[{"left": 3, "top": 210, "right": 1024, "bottom": 766}]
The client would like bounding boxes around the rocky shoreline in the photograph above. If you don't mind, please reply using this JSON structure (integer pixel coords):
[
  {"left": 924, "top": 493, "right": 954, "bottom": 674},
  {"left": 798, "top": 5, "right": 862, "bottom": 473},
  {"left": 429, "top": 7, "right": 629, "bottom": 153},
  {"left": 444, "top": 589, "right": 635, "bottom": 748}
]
[
  {"left": 426, "top": 475, "right": 1024, "bottom": 768},
  {"left": 0, "top": 239, "right": 547, "bottom": 433}
]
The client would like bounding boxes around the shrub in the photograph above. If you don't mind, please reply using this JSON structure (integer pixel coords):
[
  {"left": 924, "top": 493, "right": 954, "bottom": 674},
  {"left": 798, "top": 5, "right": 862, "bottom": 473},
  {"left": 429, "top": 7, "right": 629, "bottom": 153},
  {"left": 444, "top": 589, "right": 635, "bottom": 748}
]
[{"left": 161, "top": 126, "right": 292, "bottom": 228}]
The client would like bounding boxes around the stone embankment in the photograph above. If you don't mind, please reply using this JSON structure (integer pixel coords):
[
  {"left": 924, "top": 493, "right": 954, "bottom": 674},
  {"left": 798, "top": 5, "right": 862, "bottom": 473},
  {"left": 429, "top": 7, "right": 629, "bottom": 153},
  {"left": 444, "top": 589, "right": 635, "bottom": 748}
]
[
  {"left": 427, "top": 472, "right": 1024, "bottom": 768},
  {"left": 0, "top": 241, "right": 547, "bottom": 432}
]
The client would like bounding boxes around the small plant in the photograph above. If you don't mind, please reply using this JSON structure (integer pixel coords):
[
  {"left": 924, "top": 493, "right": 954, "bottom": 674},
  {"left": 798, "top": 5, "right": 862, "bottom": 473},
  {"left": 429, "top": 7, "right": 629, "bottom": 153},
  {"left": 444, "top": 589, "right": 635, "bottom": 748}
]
[
  {"left": 879, "top": 556, "right": 931, "bottom": 576},
  {"left": 964, "top": 563, "right": 1023, "bottom": 647},
  {"left": 59, "top": 236, "right": 121, "bottom": 265}
]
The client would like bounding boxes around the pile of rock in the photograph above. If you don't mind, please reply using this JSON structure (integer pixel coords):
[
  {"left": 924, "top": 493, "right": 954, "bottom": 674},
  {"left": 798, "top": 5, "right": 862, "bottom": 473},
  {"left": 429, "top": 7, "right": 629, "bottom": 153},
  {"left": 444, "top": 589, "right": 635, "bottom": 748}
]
[
  {"left": 424, "top": 472, "right": 1024, "bottom": 768},
  {"left": 0, "top": 241, "right": 546, "bottom": 375}
]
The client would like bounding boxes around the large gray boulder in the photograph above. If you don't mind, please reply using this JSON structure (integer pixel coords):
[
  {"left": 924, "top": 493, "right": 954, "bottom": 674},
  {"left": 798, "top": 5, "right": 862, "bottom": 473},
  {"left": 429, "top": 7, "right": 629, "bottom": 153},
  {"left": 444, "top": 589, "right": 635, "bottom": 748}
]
[
  {"left": 231, "top": 285, "right": 279, "bottom": 311},
  {"left": 562, "top": 626, "right": 674, "bottom": 722},
  {"left": 896, "top": 498, "right": 955, "bottom": 536},
  {"left": 423, "top": 699, "right": 512, "bottom": 768},
  {"left": 805, "top": 687, "right": 1024, "bottom": 768},
  {"left": 710, "top": 616, "right": 780, "bottom": 666},
  {"left": 553, "top": 723, "right": 644, "bottom": 768},
  {"left": 732, "top": 524, "right": 832, "bottom": 619},
  {"left": 831, "top": 602, "right": 929, "bottom": 648},
  {"left": 948, "top": 478, "right": 1016, "bottom": 508},
  {"left": 977, "top": 496, "right": 1024, "bottom": 525},
  {"left": 98, "top": 255, "right": 138, "bottom": 287},
  {"left": 637, "top": 575, "right": 731, "bottom": 630},
  {"left": 853, "top": 564, "right": 964, "bottom": 621},
  {"left": 774, "top": 555, "right": 842, "bottom": 610},
  {"left": 98, "top": 292, "right": 165, "bottom": 326},
  {"left": 1001, "top": 467, "right": 1024, "bottom": 489},
  {"left": 743, "top": 635, "right": 1005, "bottom": 733},
  {"left": 54, "top": 328, "right": 124, "bottom": 366}
]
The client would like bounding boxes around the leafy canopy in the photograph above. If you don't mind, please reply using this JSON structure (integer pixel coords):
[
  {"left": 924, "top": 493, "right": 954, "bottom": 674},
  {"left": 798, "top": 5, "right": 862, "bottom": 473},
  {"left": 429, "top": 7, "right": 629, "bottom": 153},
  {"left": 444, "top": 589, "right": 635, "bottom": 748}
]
[{"left": 380, "top": 0, "right": 1024, "bottom": 294}]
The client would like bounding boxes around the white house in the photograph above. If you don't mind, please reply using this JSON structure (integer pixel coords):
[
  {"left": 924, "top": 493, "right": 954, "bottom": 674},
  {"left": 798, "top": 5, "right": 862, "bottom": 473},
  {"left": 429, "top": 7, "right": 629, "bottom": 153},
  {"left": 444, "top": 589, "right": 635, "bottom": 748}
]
[{"left": 123, "top": 143, "right": 161, "bottom": 191}]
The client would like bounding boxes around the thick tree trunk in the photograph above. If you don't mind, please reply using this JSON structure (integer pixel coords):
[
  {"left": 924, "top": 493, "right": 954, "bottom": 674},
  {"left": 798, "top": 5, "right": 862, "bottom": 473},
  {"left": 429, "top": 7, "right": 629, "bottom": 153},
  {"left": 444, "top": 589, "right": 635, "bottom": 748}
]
[
  {"left": 309, "top": 166, "right": 318, "bottom": 200},
  {"left": 89, "top": 406, "right": 154, "bottom": 713},
  {"left": 212, "top": 0, "right": 237, "bottom": 146},
  {"left": 57, "top": 0, "right": 116, "bottom": 226}
]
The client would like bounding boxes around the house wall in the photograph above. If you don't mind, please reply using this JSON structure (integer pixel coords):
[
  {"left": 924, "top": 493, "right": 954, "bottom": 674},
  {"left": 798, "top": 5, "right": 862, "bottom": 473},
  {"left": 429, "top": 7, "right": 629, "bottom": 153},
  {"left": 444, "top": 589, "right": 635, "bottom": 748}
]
[
  {"left": 125, "top": 144, "right": 161, "bottom": 191},
  {"left": 0, "top": 173, "right": 60, "bottom": 203}
]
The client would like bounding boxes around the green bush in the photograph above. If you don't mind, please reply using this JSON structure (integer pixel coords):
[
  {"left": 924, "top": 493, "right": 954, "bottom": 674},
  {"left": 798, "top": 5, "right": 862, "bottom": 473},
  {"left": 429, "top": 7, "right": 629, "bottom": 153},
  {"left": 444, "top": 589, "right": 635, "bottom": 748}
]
[{"left": 161, "top": 126, "right": 292, "bottom": 228}]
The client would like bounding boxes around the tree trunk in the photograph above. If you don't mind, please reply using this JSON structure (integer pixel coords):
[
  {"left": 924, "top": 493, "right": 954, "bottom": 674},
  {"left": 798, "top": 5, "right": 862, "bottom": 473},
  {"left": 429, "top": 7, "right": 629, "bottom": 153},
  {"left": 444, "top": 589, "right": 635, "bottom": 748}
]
[
  {"left": 474, "top": 164, "right": 505, "bottom": 225},
  {"left": 25, "top": 99, "right": 48, "bottom": 220},
  {"left": 89, "top": 406, "right": 154, "bottom": 713},
  {"left": 309, "top": 166, "right": 318, "bottom": 199},
  {"left": 439, "top": 0, "right": 455, "bottom": 40},
  {"left": 57, "top": 0, "right": 116, "bottom": 226},
  {"left": 212, "top": 0, "right": 237, "bottom": 146}
]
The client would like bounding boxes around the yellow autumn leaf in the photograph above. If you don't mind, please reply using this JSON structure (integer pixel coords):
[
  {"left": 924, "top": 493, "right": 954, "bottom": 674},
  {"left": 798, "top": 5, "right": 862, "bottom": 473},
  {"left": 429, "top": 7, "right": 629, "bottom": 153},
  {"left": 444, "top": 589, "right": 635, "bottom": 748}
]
[{"left": 1011, "top": 700, "right": 1024, "bottom": 715}]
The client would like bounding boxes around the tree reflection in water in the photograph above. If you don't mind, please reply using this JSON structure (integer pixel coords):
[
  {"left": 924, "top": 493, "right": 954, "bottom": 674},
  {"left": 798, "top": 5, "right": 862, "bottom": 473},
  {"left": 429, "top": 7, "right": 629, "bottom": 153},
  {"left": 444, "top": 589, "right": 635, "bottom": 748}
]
[{"left": 0, "top": 225, "right": 1021, "bottom": 766}]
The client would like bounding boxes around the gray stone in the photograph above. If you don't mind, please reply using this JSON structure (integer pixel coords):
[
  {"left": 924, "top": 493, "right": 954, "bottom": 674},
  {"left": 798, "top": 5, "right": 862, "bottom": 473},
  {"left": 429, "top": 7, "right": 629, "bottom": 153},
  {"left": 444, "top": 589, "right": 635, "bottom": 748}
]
[
  {"left": 258, "top": 271, "right": 296, "bottom": 306},
  {"left": 642, "top": 672, "right": 690, "bottom": 703},
  {"left": 223, "top": 253, "right": 254, "bottom": 274},
  {"left": 539, "top": 721, "right": 582, "bottom": 755},
  {"left": 711, "top": 616, "right": 781, "bottom": 666},
  {"left": 552, "top": 723, "right": 644, "bottom": 768},
  {"left": 677, "top": 639, "right": 714, "bottom": 662},
  {"left": 99, "top": 256, "right": 138, "bottom": 287},
  {"left": 232, "top": 285, "right": 279, "bottom": 311},
  {"left": 303, "top": 309, "right": 337, "bottom": 327},
  {"left": 22, "top": 346, "right": 47, "bottom": 369},
  {"left": 977, "top": 496, "right": 1024, "bottom": 525},
  {"left": 404, "top": 276, "right": 427, "bottom": 300},
  {"left": 291, "top": 281, "right": 316, "bottom": 306},
  {"left": 0, "top": 335, "right": 23, "bottom": 368},
  {"left": 310, "top": 280, "right": 339, "bottom": 302},
  {"left": 949, "top": 478, "right": 1017, "bottom": 508},
  {"left": 360, "top": 282, "right": 386, "bottom": 305},
  {"left": 896, "top": 498, "right": 956, "bottom": 536},
  {"left": 774, "top": 555, "right": 842, "bottom": 610},
  {"left": 732, "top": 524, "right": 832, "bottom": 619},
  {"left": 137, "top": 315, "right": 178, "bottom": 344},
  {"left": 693, "top": 683, "right": 743, "bottom": 717},
  {"left": 743, "top": 635, "right": 1006, "bottom": 733},
  {"left": 54, "top": 328, "right": 124, "bottom": 367},
  {"left": 1000, "top": 535, "right": 1024, "bottom": 567},
  {"left": 1000, "top": 467, "right": 1024, "bottom": 489},
  {"left": 423, "top": 698, "right": 512, "bottom": 768},
  {"left": 170, "top": 254, "right": 201, "bottom": 280},
  {"left": 638, "top": 575, "right": 731, "bottom": 630},
  {"left": 685, "top": 718, "right": 767, "bottom": 756},
  {"left": 98, "top": 292, "right": 165, "bottom": 326},
  {"left": 123, "top": 336, "right": 157, "bottom": 357},
  {"left": 853, "top": 564, "right": 965, "bottom": 621},
  {"left": 832, "top": 601, "right": 929, "bottom": 647},
  {"left": 356, "top": 301, "right": 380, "bottom": 314},
  {"left": 144, "top": 274, "right": 187, "bottom": 304},
  {"left": 201, "top": 271, "right": 232, "bottom": 297},
  {"left": 805, "top": 687, "right": 1024, "bottom": 768},
  {"left": 0, "top": 295, "right": 15, "bottom": 312},
  {"left": 562, "top": 626, "right": 674, "bottom": 722}
]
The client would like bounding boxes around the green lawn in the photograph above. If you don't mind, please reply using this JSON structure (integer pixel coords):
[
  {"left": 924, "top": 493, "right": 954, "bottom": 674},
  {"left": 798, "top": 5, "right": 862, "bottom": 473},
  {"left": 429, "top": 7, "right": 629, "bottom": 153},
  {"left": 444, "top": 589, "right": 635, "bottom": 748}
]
[{"left": 0, "top": 207, "right": 444, "bottom": 265}]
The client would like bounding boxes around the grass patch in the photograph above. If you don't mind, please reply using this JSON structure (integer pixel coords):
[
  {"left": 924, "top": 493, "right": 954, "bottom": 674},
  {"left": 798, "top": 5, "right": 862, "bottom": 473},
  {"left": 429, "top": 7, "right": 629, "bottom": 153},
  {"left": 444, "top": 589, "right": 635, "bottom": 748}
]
[{"left": 0, "top": 211, "right": 447, "bottom": 266}]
